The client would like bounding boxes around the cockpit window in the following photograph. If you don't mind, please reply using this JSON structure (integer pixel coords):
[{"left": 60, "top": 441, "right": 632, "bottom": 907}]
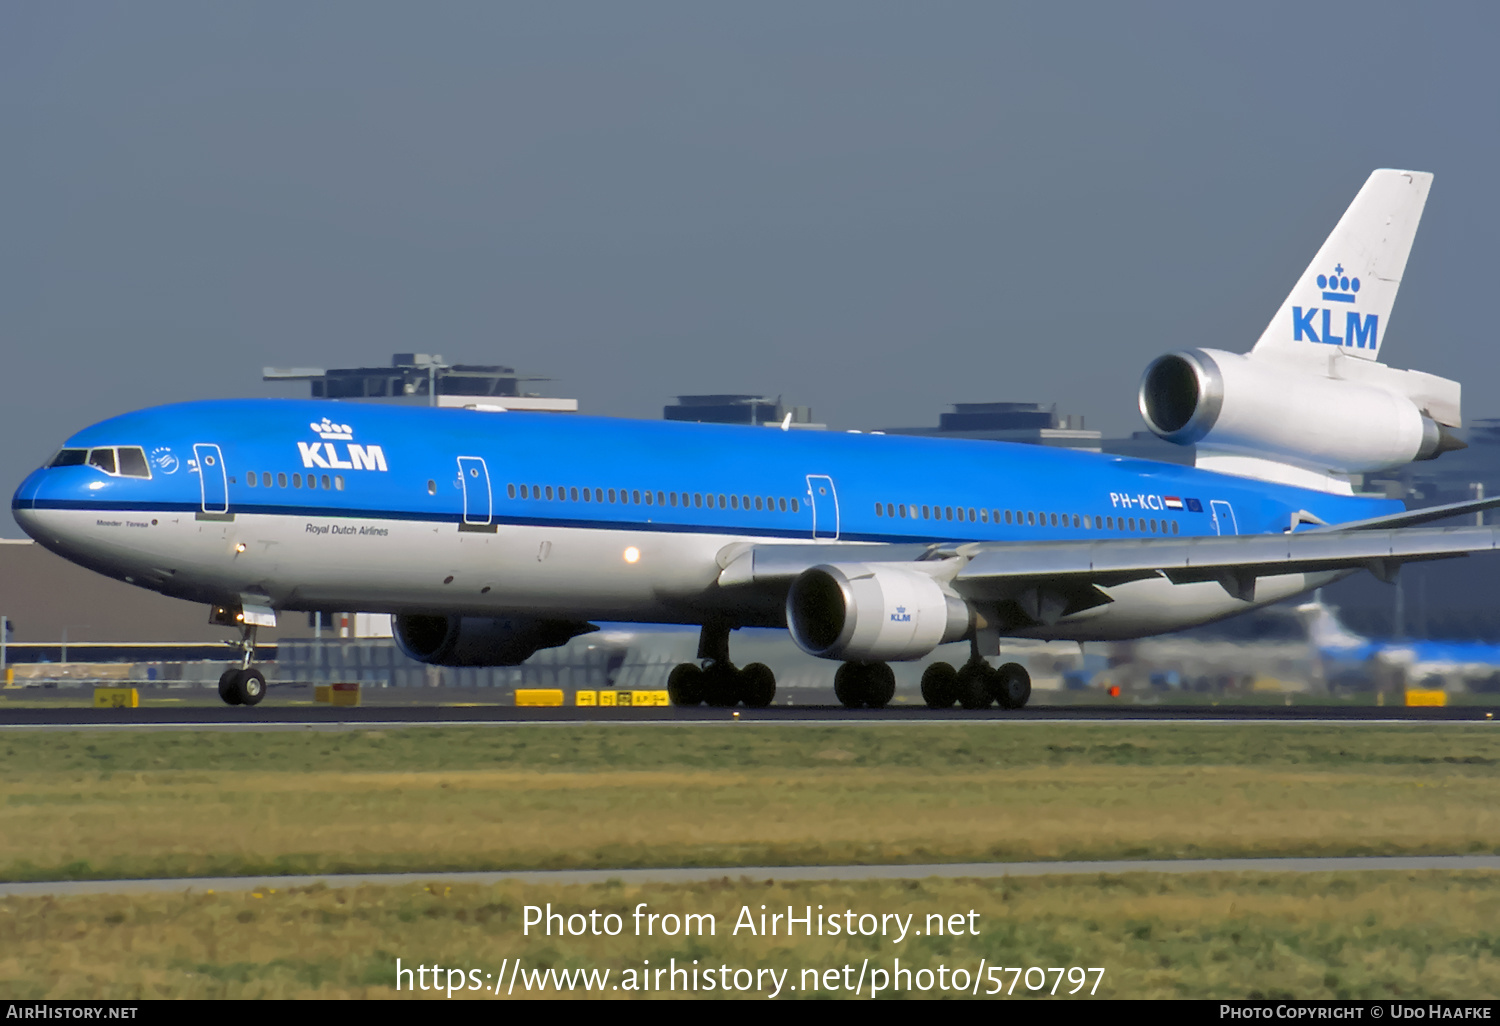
[
  {"left": 87, "top": 448, "right": 117, "bottom": 474},
  {"left": 116, "top": 447, "right": 150, "bottom": 478},
  {"left": 54, "top": 446, "right": 152, "bottom": 479},
  {"left": 49, "top": 449, "right": 88, "bottom": 467}
]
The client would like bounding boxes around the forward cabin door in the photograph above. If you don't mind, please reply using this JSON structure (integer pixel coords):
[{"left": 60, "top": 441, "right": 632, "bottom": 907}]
[
  {"left": 806, "top": 474, "right": 840, "bottom": 540},
  {"left": 192, "top": 443, "right": 228, "bottom": 515}
]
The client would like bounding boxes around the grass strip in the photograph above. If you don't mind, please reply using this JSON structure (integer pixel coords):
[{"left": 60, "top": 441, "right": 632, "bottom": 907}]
[
  {"left": 1, "top": 872, "right": 1497, "bottom": 999},
  {"left": 0, "top": 725, "right": 1496, "bottom": 882}
]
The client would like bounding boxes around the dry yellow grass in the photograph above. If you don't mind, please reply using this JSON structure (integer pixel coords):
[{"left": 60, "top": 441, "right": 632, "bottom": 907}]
[{"left": 2, "top": 872, "right": 1497, "bottom": 999}]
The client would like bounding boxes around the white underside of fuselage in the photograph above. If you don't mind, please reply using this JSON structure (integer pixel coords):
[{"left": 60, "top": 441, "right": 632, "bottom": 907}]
[{"left": 18, "top": 506, "right": 1338, "bottom": 647}]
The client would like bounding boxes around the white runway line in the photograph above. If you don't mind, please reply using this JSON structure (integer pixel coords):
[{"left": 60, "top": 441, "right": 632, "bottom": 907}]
[{"left": 3, "top": 855, "right": 1498, "bottom": 898}]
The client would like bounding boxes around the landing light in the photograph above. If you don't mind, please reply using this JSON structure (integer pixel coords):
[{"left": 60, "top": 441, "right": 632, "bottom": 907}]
[
  {"left": 623, "top": 546, "right": 641, "bottom": 564},
  {"left": 235, "top": 543, "right": 247, "bottom": 553}
]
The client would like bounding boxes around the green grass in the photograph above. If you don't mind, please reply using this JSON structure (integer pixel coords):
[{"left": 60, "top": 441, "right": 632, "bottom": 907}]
[
  {"left": 2, "top": 872, "right": 1498, "bottom": 999},
  {"left": 3, "top": 721, "right": 1499, "bottom": 773},
  {"left": 0, "top": 724, "right": 1496, "bottom": 882}
]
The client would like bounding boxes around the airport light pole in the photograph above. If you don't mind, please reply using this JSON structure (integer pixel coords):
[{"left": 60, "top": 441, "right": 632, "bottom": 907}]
[{"left": 60, "top": 625, "right": 89, "bottom": 665}]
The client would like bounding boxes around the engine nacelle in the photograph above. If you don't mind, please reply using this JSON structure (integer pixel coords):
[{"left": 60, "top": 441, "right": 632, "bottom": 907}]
[
  {"left": 1139, "top": 348, "right": 1459, "bottom": 474},
  {"left": 785, "top": 563, "right": 970, "bottom": 662},
  {"left": 393, "top": 614, "right": 595, "bottom": 667}
]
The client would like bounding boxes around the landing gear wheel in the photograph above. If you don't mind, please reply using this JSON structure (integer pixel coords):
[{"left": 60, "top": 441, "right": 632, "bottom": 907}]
[
  {"left": 835, "top": 662, "right": 896, "bottom": 709},
  {"left": 703, "top": 664, "right": 742, "bottom": 708},
  {"left": 956, "top": 662, "right": 994, "bottom": 710},
  {"left": 992, "top": 662, "right": 1032, "bottom": 709},
  {"left": 740, "top": 663, "right": 777, "bottom": 708},
  {"left": 920, "top": 662, "right": 958, "bottom": 709},
  {"left": 218, "top": 668, "right": 244, "bottom": 707},
  {"left": 237, "top": 668, "right": 266, "bottom": 707},
  {"left": 667, "top": 663, "right": 706, "bottom": 706},
  {"left": 834, "top": 662, "right": 863, "bottom": 708},
  {"left": 219, "top": 667, "right": 265, "bottom": 707},
  {"left": 863, "top": 662, "right": 896, "bottom": 709}
]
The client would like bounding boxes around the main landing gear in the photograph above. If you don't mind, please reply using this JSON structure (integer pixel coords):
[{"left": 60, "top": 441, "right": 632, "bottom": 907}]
[
  {"left": 667, "top": 623, "right": 777, "bottom": 708},
  {"left": 834, "top": 661, "right": 897, "bottom": 709},
  {"left": 920, "top": 659, "right": 1031, "bottom": 710},
  {"left": 218, "top": 622, "right": 267, "bottom": 707}
]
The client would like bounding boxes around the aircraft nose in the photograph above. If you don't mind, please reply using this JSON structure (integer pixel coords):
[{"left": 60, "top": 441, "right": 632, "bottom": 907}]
[
  {"left": 11, "top": 467, "right": 47, "bottom": 538},
  {"left": 10, "top": 465, "right": 87, "bottom": 553}
]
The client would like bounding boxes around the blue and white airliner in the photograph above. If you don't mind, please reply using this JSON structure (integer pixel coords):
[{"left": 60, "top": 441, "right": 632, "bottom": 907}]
[{"left": 12, "top": 169, "right": 1500, "bottom": 709}]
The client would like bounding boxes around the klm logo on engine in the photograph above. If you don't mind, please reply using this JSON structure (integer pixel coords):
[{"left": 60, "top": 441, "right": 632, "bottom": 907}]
[
  {"left": 890, "top": 606, "right": 912, "bottom": 623},
  {"left": 1291, "top": 264, "right": 1379, "bottom": 349},
  {"left": 298, "top": 418, "right": 388, "bottom": 472}
]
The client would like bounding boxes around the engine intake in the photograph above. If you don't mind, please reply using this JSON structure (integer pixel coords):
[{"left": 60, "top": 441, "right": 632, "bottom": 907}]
[
  {"left": 1139, "top": 348, "right": 1461, "bottom": 473},
  {"left": 786, "top": 563, "right": 970, "bottom": 662},
  {"left": 393, "top": 614, "right": 595, "bottom": 667}
]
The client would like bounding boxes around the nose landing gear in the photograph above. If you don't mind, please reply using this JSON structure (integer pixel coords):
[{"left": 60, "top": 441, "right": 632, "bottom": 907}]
[{"left": 217, "top": 622, "right": 267, "bottom": 707}]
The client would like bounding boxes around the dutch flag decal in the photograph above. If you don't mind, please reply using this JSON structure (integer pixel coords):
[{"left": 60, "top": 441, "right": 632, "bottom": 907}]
[{"left": 1164, "top": 496, "right": 1184, "bottom": 510}]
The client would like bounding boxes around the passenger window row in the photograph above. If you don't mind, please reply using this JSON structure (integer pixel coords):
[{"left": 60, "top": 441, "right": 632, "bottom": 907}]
[
  {"left": 506, "top": 483, "right": 800, "bottom": 514},
  {"left": 247, "top": 471, "right": 345, "bottom": 491},
  {"left": 874, "top": 501, "right": 1180, "bottom": 535},
  {"left": 49, "top": 446, "right": 151, "bottom": 479}
]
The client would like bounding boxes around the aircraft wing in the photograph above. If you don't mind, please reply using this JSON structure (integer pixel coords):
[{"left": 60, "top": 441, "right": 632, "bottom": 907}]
[
  {"left": 720, "top": 525, "right": 1500, "bottom": 604},
  {"left": 953, "top": 524, "right": 1499, "bottom": 600}
]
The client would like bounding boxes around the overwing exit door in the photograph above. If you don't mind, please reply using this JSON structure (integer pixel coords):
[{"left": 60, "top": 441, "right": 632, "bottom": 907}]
[
  {"left": 806, "top": 475, "right": 839, "bottom": 540},
  {"left": 458, "top": 456, "right": 496, "bottom": 532}
]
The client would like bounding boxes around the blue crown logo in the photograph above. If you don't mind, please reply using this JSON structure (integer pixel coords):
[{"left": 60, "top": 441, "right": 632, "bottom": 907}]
[{"left": 1316, "top": 263, "right": 1360, "bottom": 304}]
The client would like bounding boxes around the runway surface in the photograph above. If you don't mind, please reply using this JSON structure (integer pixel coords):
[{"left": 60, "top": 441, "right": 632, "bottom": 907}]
[
  {"left": 1, "top": 702, "right": 1495, "bottom": 729},
  {"left": 4, "top": 855, "right": 1497, "bottom": 898}
]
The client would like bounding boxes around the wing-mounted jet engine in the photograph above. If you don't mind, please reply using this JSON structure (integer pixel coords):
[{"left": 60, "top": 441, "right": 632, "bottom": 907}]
[
  {"left": 393, "top": 614, "right": 597, "bottom": 667},
  {"left": 1138, "top": 169, "right": 1463, "bottom": 494}
]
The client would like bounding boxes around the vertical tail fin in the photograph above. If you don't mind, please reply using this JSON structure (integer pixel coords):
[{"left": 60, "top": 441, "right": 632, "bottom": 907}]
[{"left": 1252, "top": 169, "right": 1432, "bottom": 363}]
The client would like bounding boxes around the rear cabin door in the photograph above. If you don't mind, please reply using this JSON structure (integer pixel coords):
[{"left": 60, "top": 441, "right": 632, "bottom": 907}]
[
  {"left": 192, "top": 444, "right": 228, "bottom": 515},
  {"left": 1210, "top": 500, "right": 1239, "bottom": 536},
  {"left": 806, "top": 474, "right": 840, "bottom": 540}
]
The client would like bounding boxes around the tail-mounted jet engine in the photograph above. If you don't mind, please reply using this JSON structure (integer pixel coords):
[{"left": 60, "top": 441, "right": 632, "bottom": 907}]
[
  {"left": 393, "top": 614, "right": 597, "bottom": 667},
  {"left": 1139, "top": 348, "right": 1463, "bottom": 474},
  {"left": 786, "top": 563, "right": 971, "bottom": 662}
]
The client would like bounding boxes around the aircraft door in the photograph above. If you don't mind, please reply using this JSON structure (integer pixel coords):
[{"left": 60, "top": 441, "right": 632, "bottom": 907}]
[
  {"left": 457, "top": 456, "right": 494, "bottom": 530},
  {"left": 192, "top": 444, "right": 228, "bottom": 515},
  {"left": 1210, "top": 500, "right": 1239, "bottom": 536},
  {"left": 806, "top": 475, "right": 840, "bottom": 540}
]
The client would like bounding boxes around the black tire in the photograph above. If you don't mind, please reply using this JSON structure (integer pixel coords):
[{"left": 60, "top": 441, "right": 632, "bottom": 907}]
[
  {"left": 703, "top": 664, "right": 742, "bottom": 707},
  {"left": 740, "top": 663, "right": 777, "bottom": 708},
  {"left": 833, "top": 663, "right": 864, "bottom": 709},
  {"left": 920, "top": 662, "right": 958, "bottom": 709},
  {"left": 218, "top": 668, "right": 243, "bottom": 707},
  {"left": 993, "top": 662, "right": 1032, "bottom": 709},
  {"left": 956, "top": 662, "right": 993, "bottom": 710},
  {"left": 667, "top": 663, "right": 706, "bottom": 706},
  {"left": 864, "top": 662, "right": 896, "bottom": 709},
  {"left": 237, "top": 668, "right": 267, "bottom": 707}
]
